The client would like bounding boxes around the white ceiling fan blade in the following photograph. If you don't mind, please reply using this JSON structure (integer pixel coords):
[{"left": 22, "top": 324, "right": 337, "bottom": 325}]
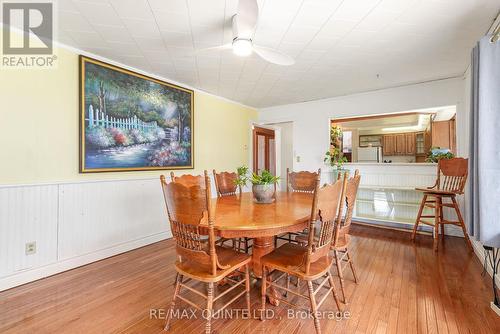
[
  {"left": 253, "top": 45, "right": 295, "bottom": 66},
  {"left": 236, "top": 0, "right": 259, "bottom": 39},
  {"left": 194, "top": 44, "right": 232, "bottom": 55}
]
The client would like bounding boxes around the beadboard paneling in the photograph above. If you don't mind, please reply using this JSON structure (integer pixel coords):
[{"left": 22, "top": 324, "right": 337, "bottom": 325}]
[
  {"left": 0, "top": 178, "right": 172, "bottom": 291},
  {"left": 0, "top": 185, "right": 59, "bottom": 278},
  {"left": 58, "top": 179, "right": 169, "bottom": 260}
]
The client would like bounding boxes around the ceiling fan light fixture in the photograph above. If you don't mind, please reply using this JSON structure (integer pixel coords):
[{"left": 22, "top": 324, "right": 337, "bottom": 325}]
[{"left": 232, "top": 38, "right": 253, "bottom": 57}]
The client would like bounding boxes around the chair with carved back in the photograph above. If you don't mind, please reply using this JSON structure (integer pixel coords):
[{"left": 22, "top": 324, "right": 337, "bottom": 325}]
[
  {"left": 170, "top": 172, "right": 205, "bottom": 188},
  {"left": 260, "top": 173, "right": 346, "bottom": 334},
  {"left": 411, "top": 158, "right": 473, "bottom": 252},
  {"left": 160, "top": 172, "right": 251, "bottom": 334},
  {"left": 296, "top": 170, "right": 361, "bottom": 303},
  {"left": 275, "top": 168, "right": 321, "bottom": 247},
  {"left": 213, "top": 169, "right": 252, "bottom": 253},
  {"left": 331, "top": 170, "right": 360, "bottom": 303}
]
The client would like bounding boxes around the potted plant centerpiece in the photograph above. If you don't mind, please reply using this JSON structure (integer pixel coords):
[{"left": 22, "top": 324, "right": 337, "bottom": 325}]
[
  {"left": 251, "top": 170, "right": 279, "bottom": 203},
  {"left": 234, "top": 167, "right": 280, "bottom": 203}
]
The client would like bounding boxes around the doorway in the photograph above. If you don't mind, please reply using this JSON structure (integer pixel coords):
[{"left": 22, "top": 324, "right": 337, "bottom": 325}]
[
  {"left": 253, "top": 126, "right": 276, "bottom": 175},
  {"left": 269, "top": 122, "right": 293, "bottom": 191}
]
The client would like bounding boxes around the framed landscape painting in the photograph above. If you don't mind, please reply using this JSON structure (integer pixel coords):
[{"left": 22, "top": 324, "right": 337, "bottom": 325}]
[{"left": 79, "top": 56, "right": 194, "bottom": 173}]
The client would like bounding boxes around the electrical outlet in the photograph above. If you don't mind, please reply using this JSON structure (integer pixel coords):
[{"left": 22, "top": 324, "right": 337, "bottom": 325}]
[
  {"left": 25, "top": 242, "right": 36, "bottom": 255},
  {"left": 296, "top": 155, "right": 301, "bottom": 162}
]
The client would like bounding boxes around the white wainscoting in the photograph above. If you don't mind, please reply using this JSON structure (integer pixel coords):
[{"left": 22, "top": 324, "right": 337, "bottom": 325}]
[{"left": 0, "top": 178, "right": 172, "bottom": 291}]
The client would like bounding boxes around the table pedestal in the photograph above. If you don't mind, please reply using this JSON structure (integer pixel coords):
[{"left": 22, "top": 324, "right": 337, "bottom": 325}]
[
  {"left": 252, "top": 236, "right": 280, "bottom": 306},
  {"left": 252, "top": 236, "right": 274, "bottom": 277}
]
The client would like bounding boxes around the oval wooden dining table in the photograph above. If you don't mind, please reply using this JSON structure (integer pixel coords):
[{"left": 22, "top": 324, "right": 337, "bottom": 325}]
[{"left": 212, "top": 191, "right": 313, "bottom": 277}]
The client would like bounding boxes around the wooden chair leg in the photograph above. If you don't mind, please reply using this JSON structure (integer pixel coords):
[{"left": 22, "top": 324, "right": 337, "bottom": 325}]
[
  {"left": 433, "top": 197, "right": 441, "bottom": 252},
  {"left": 307, "top": 280, "right": 322, "bottom": 334},
  {"left": 245, "top": 264, "right": 251, "bottom": 312},
  {"left": 440, "top": 201, "right": 445, "bottom": 239},
  {"left": 327, "top": 270, "right": 342, "bottom": 311},
  {"left": 205, "top": 282, "right": 214, "bottom": 334},
  {"left": 412, "top": 194, "right": 427, "bottom": 241},
  {"left": 165, "top": 274, "right": 183, "bottom": 331},
  {"left": 172, "top": 273, "right": 179, "bottom": 286},
  {"left": 451, "top": 196, "right": 473, "bottom": 252},
  {"left": 346, "top": 250, "right": 359, "bottom": 284},
  {"left": 284, "top": 274, "right": 290, "bottom": 297},
  {"left": 260, "top": 267, "right": 267, "bottom": 320},
  {"left": 334, "top": 250, "right": 346, "bottom": 304}
]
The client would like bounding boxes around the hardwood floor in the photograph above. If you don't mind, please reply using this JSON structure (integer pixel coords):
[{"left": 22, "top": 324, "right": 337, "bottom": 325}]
[{"left": 1, "top": 224, "right": 499, "bottom": 334}]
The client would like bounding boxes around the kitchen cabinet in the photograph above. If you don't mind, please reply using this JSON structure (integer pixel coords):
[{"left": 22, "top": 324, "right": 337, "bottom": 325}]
[
  {"left": 395, "top": 134, "right": 406, "bottom": 154},
  {"left": 383, "top": 135, "right": 395, "bottom": 156},
  {"left": 405, "top": 133, "right": 416, "bottom": 155},
  {"left": 383, "top": 132, "right": 418, "bottom": 157},
  {"left": 416, "top": 132, "right": 425, "bottom": 155},
  {"left": 431, "top": 119, "right": 456, "bottom": 154}
]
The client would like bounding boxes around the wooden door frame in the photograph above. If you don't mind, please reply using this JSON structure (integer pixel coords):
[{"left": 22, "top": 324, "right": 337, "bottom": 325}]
[
  {"left": 253, "top": 126, "right": 275, "bottom": 173},
  {"left": 249, "top": 123, "right": 281, "bottom": 181}
]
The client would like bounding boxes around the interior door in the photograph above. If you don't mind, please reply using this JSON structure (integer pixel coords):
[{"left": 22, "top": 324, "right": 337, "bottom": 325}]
[{"left": 253, "top": 126, "right": 276, "bottom": 175}]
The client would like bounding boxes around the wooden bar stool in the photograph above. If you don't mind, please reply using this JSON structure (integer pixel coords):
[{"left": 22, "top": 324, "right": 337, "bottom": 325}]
[
  {"left": 411, "top": 158, "right": 473, "bottom": 252},
  {"left": 213, "top": 169, "right": 252, "bottom": 253}
]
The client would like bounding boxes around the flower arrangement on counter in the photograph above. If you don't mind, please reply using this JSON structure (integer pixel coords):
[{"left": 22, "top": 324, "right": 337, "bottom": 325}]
[{"left": 425, "top": 147, "right": 455, "bottom": 163}]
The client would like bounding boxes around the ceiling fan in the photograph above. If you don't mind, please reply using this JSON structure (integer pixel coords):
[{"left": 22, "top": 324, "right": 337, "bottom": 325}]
[{"left": 198, "top": 0, "right": 295, "bottom": 66}]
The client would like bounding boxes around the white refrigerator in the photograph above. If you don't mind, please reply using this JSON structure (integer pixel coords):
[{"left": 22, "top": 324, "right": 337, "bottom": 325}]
[{"left": 357, "top": 147, "right": 383, "bottom": 162}]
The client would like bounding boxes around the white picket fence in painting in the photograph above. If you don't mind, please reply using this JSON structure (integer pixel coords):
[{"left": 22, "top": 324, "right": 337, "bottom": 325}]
[{"left": 86, "top": 105, "right": 159, "bottom": 131}]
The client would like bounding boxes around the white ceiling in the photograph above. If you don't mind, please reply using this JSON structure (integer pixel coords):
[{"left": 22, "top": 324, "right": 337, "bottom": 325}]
[{"left": 52, "top": 0, "right": 499, "bottom": 108}]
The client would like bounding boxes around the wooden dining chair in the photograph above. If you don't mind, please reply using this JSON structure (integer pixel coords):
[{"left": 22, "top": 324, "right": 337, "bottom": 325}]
[
  {"left": 170, "top": 171, "right": 205, "bottom": 188},
  {"left": 160, "top": 172, "right": 251, "bottom": 334},
  {"left": 296, "top": 170, "right": 361, "bottom": 304},
  {"left": 213, "top": 169, "right": 252, "bottom": 254},
  {"left": 275, "top": 168, "right": 321, "bottom": 247},
  {"left": 260, "top": 173, "right": 346, "bottom": 334},
  {"left": 411, "top": 158, "right": 473, "bottom": 252},
  {"left": 331, "top": 170, "right": 360, "bottom": 303}
]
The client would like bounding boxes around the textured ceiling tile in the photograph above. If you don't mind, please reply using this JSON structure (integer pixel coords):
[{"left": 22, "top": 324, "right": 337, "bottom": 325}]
[{"left": 54, "top": 0, "right": 498, "bottom": 107}]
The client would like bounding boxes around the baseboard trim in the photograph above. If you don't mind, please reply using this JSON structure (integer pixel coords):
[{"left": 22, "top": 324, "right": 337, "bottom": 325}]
[{"left": 0, "top": 231, "right": 172, "bottom": 292}]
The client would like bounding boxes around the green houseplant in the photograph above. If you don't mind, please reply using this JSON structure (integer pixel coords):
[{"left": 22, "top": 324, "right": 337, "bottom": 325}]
[
  {"left": 324, "top": 148, "right": 348, "bottom": 170},
  {"left": 234, "top": 166, "right": 249, "bottom": 191},
  {"left": 251, "top": 170, "right": 279, "bottom": 204}
]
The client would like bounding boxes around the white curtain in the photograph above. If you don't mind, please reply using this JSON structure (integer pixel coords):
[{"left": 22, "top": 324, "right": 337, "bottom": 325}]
[{"left": 469, "top": 36, "right": 500, "bottom": 248}]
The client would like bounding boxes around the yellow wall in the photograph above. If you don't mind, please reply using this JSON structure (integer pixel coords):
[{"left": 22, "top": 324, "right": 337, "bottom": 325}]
[{"left": 0, "top": 45, "right": 256, "bottom": 185}]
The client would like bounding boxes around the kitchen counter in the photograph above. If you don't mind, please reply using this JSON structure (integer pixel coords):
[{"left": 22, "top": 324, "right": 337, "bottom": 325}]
[{"left": 322, "top": 162, "right": 440, "bottom": 233}]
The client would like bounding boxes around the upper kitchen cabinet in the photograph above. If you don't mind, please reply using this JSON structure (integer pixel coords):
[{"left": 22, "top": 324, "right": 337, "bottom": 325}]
[
  {"left": 383, "top": 134, "right": 395, "bottom": 155},
  {"left": 405, "top": 133, "right": 416, "bottom": 155},
  {"left": 431, "top": 118, "right": 456, "bottom": 154},
  {"left": 395, "top": 134, "right": 406, "bottom": 155},
  {"left": 383, "top": 132, "right": 416, "bottom": 156}
]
